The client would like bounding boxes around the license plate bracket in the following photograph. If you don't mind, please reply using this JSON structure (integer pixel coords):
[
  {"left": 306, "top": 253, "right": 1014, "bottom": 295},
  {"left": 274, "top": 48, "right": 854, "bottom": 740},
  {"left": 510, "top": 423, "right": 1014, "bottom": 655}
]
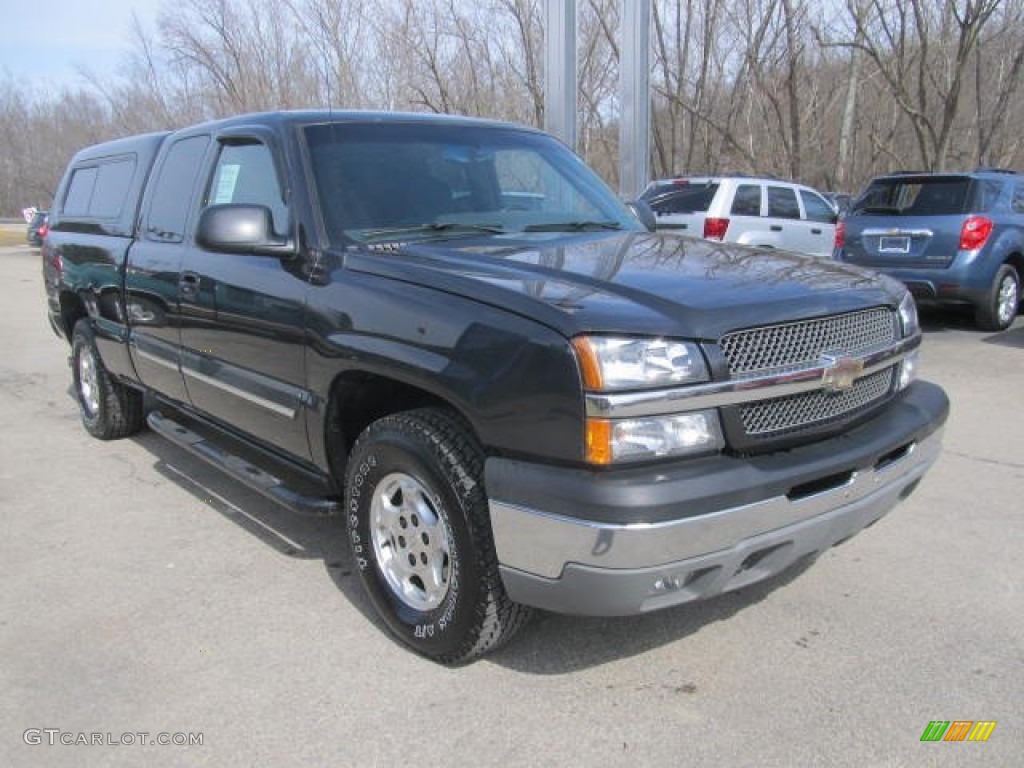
[{"left": 879, "top": 235, "right": 910, "bottom": 254}]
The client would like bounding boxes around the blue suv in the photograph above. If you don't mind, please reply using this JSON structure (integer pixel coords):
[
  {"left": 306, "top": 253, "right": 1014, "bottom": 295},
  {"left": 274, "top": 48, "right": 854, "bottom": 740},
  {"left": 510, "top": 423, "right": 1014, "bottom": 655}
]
[{"left": 835, "top": 170, "right": 1023, "bottom": 331}]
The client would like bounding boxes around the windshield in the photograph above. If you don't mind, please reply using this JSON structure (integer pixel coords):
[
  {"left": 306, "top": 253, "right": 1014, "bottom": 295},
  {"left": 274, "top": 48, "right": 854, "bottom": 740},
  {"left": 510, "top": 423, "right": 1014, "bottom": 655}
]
[
  {"left": 304, "top": 121, "right": 639, "bottom": 244},
  {"left": 851, "top": 177, "right": 971, "bottom": 216}
]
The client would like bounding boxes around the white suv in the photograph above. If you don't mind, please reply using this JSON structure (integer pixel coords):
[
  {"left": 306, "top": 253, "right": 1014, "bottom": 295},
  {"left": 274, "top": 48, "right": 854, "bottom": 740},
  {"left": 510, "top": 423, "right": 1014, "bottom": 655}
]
[{"left": 642, "top": 175, "right": 839, "bottom": 257}]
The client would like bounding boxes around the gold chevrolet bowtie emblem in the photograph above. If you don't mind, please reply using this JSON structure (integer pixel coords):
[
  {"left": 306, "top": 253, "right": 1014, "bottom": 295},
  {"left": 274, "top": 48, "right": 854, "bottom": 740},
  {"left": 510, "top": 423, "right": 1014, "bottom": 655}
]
[{"left": 821, "top": 354, "right": 864, "bottom": 394}]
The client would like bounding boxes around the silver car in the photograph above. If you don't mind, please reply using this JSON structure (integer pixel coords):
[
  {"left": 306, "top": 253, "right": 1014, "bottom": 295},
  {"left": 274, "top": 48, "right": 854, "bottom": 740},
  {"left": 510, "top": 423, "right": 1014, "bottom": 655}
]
[{"left": 643, "top": 175, "right": 839, "bottom": 257}]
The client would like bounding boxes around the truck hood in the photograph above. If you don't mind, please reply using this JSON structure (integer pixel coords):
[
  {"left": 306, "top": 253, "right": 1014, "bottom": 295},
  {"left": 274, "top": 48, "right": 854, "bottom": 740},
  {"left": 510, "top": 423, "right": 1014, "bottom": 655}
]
[{"left": 342, "top": 231, "right": 905, "bottom": 339}]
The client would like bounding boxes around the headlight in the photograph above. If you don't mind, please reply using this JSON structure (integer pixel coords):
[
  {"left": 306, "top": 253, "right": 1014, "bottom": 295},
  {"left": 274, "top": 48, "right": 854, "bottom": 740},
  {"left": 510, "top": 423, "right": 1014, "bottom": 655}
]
[
  {"left": 572, "top": 336, "right": 709, "bottom": 391},
  {"left": 586, "top": 411, "right": 724, "bottom": 464},
  {"left": 898, "top": 349, "right": 919, "bottom": 390},
  {"left": 898, "top": 292, "right": 919, "bottom": 338}
]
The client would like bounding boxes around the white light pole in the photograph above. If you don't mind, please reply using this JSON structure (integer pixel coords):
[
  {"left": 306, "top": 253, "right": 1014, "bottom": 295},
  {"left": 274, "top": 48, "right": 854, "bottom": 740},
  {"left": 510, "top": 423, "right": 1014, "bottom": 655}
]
[{"left": 619, "top": 0, "right": 650, "bottom": 199}]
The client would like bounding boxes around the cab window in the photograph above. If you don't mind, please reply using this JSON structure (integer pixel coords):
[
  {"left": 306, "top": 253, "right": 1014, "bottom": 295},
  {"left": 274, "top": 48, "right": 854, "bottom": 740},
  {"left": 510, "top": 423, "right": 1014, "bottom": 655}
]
[
  {"left": 145, "top": 135, "right": 210, "bottom": 243},
  {"left": 206, "top": 141, "right": 288, "bottom": 234}
]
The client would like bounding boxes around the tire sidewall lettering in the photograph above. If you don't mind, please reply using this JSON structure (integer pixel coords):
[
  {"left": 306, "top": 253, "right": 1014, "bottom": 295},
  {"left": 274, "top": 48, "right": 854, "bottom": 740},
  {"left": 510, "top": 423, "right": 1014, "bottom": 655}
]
[{"left": 346, "top": 423, "right": 479, "bottom": 655}]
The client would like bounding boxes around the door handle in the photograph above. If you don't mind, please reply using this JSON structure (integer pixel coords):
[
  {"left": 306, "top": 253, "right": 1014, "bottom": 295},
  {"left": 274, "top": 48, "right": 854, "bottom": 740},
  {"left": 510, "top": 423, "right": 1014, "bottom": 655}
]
[
  {"left": 770, "top": 225, "right": 783, "bottom": 232},
  {"left": 811, "top": 228, "right": 822, "bottom": 235},
  {"left": 179, "top": 271, "right": 200, "bottom": 295}
]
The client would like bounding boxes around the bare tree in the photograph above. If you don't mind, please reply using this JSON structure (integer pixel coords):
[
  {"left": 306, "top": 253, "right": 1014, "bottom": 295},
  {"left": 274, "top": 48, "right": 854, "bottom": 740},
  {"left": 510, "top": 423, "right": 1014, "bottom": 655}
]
[
  {"left": 837, "top": 0, "right": 1002, "bottom": 170},
  {"left": 0, "top": 78, "right": 111, "bottom": 213},
  {"left": 835, "top": 0, "right": 869, "bottom": 189},
  {"left": 972, "top": 0, "right": 1024, "bottom": 166},
  {"left": 497, "top": 0, "right": 545, "bottom": 126},
  {"left": 651, "top": 0, "right": 694, "bottom": 175},
  {"left": 779, "top": 0, "right": 804, "bottom": 178},
  {"left": 576, "top": 0, "right": 619, "bottom": 181},
  {"left": 4, "top": 0, "right": 1024, "bottom": 216}
]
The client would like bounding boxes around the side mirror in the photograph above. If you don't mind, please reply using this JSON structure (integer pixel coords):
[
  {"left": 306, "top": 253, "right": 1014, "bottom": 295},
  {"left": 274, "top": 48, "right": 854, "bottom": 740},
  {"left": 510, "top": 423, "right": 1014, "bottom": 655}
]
[
  {"left": 196, "top": 204, "right": 296, "bottom": 257},
  {"left": 627, "top": 199, "right": 657, "bottom": 232}
]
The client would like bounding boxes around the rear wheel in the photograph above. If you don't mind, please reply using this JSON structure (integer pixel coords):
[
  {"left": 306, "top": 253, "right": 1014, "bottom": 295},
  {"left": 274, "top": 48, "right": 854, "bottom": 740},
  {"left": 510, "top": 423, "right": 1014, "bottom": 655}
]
[
  {"left": 71, "top": 320, "right": 145, "bottom": 439},
  {"left": 345, "top": 408, "right": 532, "bottom": 663},
  {"left": 975, "top": 264, "right": 1020, "bottom": 332}
]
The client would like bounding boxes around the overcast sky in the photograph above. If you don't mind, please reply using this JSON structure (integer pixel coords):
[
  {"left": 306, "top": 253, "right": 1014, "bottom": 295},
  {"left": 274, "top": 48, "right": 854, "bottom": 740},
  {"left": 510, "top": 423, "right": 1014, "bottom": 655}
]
[{"left": 0, "top": 0, "right": 164, "bottom": 93}]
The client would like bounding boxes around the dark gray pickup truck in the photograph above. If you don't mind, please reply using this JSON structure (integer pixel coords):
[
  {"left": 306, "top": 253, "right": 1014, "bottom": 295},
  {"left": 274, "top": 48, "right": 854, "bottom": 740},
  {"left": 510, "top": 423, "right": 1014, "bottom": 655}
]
[{"left": 42, "top": 111, "right": 948, "bottom": 662}]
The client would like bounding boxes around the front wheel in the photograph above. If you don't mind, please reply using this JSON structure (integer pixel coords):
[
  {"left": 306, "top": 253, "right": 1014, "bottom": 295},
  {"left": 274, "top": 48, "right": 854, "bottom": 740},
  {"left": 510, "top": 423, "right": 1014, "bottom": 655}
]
[
  {"left": 71, "top": 320, "right": 145, "bottom": 439},
  {"left": 975, "top": 264, "right": 1020, "bottom": 332},
  {"left": 345, "top": 408, "right": 532, "bottom": 663}
]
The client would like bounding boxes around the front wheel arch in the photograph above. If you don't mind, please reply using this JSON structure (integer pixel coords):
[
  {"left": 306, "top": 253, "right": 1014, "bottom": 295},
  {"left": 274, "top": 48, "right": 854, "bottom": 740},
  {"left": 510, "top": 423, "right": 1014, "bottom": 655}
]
[{"left": 323, "top": 369, "right": 466, "bottom": 491}]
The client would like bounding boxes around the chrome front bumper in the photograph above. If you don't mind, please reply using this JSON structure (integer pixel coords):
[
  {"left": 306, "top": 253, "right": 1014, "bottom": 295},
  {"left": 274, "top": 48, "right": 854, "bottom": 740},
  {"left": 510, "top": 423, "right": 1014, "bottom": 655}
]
[{"left": 489, "top": 426, "right": 943, "bottom": 617}]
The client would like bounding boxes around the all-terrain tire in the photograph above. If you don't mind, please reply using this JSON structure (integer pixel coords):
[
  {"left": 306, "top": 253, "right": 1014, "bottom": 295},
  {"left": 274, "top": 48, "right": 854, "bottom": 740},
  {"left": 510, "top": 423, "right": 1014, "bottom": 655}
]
[
  {"left": 345, "top": 407, "right": 532, "bottom": 663},
  {"left": 71, "top": 320, "right": 145, "bottom": 440}
]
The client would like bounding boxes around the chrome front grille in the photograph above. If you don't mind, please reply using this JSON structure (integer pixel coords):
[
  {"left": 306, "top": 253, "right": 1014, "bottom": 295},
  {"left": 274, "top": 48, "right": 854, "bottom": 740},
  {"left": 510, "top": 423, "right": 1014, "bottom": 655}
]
[
  {"left": 720, "top": 308, "right": 897, "bottom": 377},
  {"left": 719, "top": 307, "right": 900, "bottom": 445},
  {"left": 739, "top": 368, "right": 894, "bottom": 436}
]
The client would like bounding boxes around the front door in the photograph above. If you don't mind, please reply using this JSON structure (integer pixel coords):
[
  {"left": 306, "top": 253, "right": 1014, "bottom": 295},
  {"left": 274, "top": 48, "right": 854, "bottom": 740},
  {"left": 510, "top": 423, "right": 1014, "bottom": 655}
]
[{"left": 178, "top": 135, "right": 313, "bottom": 461}]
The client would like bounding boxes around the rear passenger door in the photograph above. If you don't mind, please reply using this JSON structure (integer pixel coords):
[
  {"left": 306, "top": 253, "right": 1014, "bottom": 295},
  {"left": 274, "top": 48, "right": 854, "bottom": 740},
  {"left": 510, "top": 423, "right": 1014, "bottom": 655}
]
[
  {"left": 177, "top": 131, "right": 313, "bottom": 461},
  {"left": 126, "top": 133, "right": 211, "bottom": 403},
  {"left": 763, "top": 185, "right": 816, "bottom": 254},
  {"left": 725, "top": 183, "right": 765, "bottom": 244}
]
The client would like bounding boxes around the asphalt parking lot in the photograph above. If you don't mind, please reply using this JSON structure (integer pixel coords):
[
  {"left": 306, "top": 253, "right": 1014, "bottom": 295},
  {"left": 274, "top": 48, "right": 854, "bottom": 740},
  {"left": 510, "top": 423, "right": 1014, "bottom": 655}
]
[{"left": 1, "top": 242, "right": 1021, "bottom": 767}]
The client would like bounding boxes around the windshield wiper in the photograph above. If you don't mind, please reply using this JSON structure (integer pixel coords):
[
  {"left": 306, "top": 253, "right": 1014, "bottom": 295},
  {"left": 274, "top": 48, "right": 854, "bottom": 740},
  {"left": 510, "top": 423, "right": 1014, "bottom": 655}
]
[
  {"left": 358, "top": 222, "right": 507, "bottom": 243},
  {"left": 523, "top": 220, "right": 623, "bottom": 232}
]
